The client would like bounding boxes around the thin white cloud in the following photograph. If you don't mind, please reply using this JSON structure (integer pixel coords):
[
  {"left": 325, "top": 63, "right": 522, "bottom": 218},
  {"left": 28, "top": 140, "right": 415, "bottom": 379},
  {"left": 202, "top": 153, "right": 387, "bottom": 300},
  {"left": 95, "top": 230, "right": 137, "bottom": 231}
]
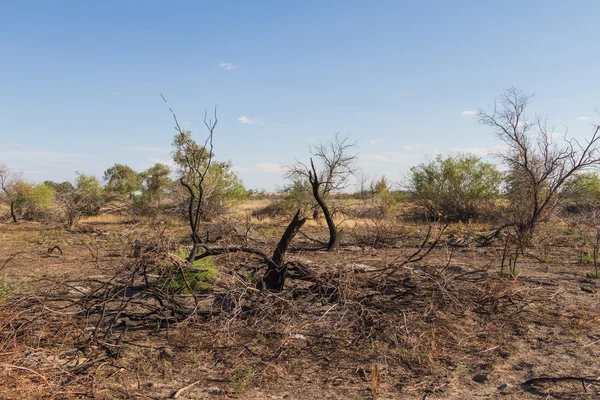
[
  {"left": 578, "top": 116, "right": 589, "bottom": 120},
  {"left": 368, "top": 140, "right": 381, "bottom": 144},
  {"left": 461, "top": 110, "right": 478, "bottom": 116},
  {"left": 238, "top": 116, "right": 253, "bottom": 125},
  {"left": 238, "top": 116, "right": 267, "bottom": 126},
  {"left": 219, "top": 62, "right": 238, "bottom": 71}
]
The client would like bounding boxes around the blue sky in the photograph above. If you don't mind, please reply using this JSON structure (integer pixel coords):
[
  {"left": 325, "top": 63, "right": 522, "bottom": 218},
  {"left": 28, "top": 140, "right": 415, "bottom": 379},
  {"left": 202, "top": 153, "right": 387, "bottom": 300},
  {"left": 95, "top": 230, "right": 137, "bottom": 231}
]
[{"left": 1, "top": 1, "right": 599, "bottom": 190}]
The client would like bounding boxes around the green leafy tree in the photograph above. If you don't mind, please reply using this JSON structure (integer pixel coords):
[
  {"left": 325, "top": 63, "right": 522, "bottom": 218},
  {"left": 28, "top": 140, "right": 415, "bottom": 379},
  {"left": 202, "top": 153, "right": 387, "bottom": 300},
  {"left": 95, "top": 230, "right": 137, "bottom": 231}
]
[
  {"left": 165, "top": 103, "right": 246, "bottom": 260},
  {"left": 172, "top": 130, "right": 247, "bottom": 222},
  {"left": 408, "top": 154, "right": 502, "bottom": 222},
  {"left": 140, "top": 163, "right": 172, "bottom": 202},
  {"left": 103, "top": 164, "right": 142, "bottom": 200},
  {"left": 55, "top": 173, "right": 105, "bottom": 227},
  {"left": 563, "top": 172, "right": 600, "bottom": 213},
  {"left": 29, "top": 183, "right": 55, "bottom": 216},
  {"left": 15, "top": 183, "right": 55, "bottom": 220},
  {"left": 132, "top": 163, "right": 174, "bottom": 216},
  {"left": 374, "top": 176, "right": 391, "bottom": 196},
  {"left": 44, "top": 180, "right": 75, "bottom": 193}
]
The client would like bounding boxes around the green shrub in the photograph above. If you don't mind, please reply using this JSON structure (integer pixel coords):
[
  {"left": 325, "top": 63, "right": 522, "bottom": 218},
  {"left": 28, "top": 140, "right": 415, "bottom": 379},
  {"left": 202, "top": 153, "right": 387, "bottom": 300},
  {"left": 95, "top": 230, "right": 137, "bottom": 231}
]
[
  {"left": 18, "top": 183, "right": 55, "bottom": 220},
  {"left": 407, "top": 154, "right": 502, "bottom": 222},
  {"left": 279, "top": 179, "right": 315, "bottom": 213}
]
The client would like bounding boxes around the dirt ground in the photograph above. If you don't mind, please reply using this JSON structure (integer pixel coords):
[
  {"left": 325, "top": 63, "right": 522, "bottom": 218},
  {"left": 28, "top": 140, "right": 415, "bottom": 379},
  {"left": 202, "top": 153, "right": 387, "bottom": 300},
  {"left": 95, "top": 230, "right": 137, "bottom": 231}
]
[{"left": 1, "top": 213, "right": 600, "bottom": 399}]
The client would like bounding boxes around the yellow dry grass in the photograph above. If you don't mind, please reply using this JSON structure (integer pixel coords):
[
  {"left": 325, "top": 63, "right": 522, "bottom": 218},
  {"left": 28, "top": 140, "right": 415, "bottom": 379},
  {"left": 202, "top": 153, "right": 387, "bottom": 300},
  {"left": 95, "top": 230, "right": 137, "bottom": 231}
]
[{"left": 80, "top": 214, "right": 132, "bottom": 224}]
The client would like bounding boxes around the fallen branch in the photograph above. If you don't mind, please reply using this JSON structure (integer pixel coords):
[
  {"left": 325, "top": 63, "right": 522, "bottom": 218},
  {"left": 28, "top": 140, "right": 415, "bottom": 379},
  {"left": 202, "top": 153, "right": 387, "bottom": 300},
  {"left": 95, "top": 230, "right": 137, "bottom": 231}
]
[
  {"left": 523, "top": 376, "right": 600, "bottom": 393},
  {"left": 194, "top": 245, "right": 270, "bottom": 263}
]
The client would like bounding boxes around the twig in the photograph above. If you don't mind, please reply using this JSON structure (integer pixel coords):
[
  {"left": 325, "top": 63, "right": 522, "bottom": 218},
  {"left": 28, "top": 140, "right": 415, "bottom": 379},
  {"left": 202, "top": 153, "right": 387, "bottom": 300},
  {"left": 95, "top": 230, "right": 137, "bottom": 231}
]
[
  {"left": 0, "top": 253, "right": 21, "bottom": 273},
  {"left": 171, "top": 379, "right": 202, "bottom": 398},
  {"left": 0, "top": 363, "right": 52, "bottom": 388}
]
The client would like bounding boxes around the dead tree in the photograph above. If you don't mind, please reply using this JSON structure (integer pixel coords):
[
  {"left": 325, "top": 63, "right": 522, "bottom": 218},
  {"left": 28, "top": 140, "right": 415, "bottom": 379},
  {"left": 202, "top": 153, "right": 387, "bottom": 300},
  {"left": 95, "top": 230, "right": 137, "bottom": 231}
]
[
  {"left": 479, "top": 87, "right": 600, "bottom": 245},
  {"left": 287, "top": 133, "right": 358, "bottom": 250},
  {"left": 263, "top": 210, "right": 307, "bottom": 291}
]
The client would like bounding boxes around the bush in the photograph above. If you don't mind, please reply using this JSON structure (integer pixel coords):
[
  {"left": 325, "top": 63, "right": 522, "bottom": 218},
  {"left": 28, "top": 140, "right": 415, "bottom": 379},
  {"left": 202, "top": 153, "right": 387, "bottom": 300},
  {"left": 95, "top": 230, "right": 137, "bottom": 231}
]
[
  {"left": 53, "top": 174, "right": 105, "bottom": 226},
  {"left": 407, "top": 154, "right": 502, "bottom": 222},
  {"left": 562, "top": 172, "right": 600, "bottom": 214},
  {"left": 17, "top": 183, "right": 56, "bottom": 220},
  {"left": 278, "top": 179, "right": 315, "bottom": 213}
]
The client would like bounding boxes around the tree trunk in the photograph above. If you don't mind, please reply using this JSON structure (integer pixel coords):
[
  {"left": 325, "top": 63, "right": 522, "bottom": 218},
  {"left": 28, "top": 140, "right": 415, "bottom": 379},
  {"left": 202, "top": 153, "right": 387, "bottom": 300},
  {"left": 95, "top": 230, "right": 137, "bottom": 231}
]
[
  {"left": 309, "top": 178, "right": 338, "bottom": 251},
  {"left": 263, "top": 210, "right": 307, "bottom": 291},
  {"left": 9, "top": 200, "right": 17, "bottom": 223}
]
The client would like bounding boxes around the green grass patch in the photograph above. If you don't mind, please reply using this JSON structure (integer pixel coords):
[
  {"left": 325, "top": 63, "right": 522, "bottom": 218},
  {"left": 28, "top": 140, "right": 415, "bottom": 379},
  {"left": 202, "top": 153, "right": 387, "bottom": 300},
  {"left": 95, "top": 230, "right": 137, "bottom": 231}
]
[
  {"left": 165, "top": 248, "right": 218, "bottom": 294},
  {"left": 579, "top": 251, "right": 596, "bottom": 264}
]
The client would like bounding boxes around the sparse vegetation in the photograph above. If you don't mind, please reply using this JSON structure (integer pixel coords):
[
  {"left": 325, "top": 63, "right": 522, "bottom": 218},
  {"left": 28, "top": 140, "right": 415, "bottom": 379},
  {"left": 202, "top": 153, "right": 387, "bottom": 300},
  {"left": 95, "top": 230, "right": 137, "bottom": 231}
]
[{"left": 2, "top": 88, "right": 600, "bottom": 399}]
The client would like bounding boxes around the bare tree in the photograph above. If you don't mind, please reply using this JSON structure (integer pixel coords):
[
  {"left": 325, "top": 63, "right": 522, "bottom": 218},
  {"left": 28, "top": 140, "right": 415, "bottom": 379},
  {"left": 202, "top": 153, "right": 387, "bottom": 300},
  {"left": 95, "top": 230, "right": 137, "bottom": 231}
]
[
  {"left": 479, "top": 87, "right": 600, "bottom": 245},
  {"left": 287, "top": 133, "right": 359, "bottom": 250},
  {"left": 0, "top": 165, "right": 23, "bottom": 223}
]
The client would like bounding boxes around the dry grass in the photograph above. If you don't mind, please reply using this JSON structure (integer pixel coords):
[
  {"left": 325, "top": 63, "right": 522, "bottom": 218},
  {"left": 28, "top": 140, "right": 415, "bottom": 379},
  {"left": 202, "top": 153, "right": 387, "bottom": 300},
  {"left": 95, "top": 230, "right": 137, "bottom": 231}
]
[
  {"left": 1, "top": 205, "right": 600, "bottom": 399},
  {"left": 79, "top": 214, "right": 134, "bottom": 224}
]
